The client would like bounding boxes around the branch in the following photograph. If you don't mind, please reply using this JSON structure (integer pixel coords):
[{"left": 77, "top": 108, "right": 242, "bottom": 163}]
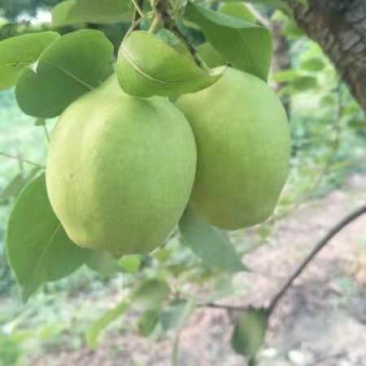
[
  {"left": 0, "top": 151, "right": 43, "bottom": 168},
  {"left": 268, "top": 203, "right": 366, "bottom": 313}
]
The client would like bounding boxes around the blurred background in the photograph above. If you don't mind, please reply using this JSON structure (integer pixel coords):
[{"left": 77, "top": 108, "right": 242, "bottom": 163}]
[{"left": 1, "top": 1, "right": 366, "bottom": 365}]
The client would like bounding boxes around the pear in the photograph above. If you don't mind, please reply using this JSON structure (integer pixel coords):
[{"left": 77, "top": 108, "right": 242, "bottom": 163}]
[
  {"left": 175, "top": 68, "right": 290, "bottom": 229},
  {"left": 46, "top": 77, "right": 197, "bottom": 254}
]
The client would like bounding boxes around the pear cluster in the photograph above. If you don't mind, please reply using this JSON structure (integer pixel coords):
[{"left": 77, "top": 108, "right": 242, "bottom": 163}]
[{"left": 46, "top": 58, "right": 290, "bottom": 256}]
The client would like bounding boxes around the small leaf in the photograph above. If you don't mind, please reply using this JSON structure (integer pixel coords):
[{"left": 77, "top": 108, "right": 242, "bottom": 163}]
[
  {"left": 160, "top": 299, "right": 196, "bottom": 331},
  {"left": 231, "top": 308, "right": 269, "bottom": 361},
  {"left": 6, "top": 173, "right": 90, "bottom": 300},
  {"left": 87, "top": 252, "right": 121, "bottom": 277},
  {"left": 35, "top": 118, "right": 46, "bottom": 126},
  {"left": 301, "top": 57, "right": 325, "bottom": 72},
  {"left": 0, "top": 32, "right": 60, "bottom": 91},
  {"left": 291, "top": 75, "right": 318, "bottom": 91},
  {"left": 15, "top": 29, "right": 114, "bottom": 118},
  {"left": 52, "top": 0, "right": 132, "bottom": 27},
  {"left": 179, "top": 206, "right": 247, "bottom": 273},
  {"left": 271, "top": 69, "right": 298, "bottom": 83},
  {"left": 132, "top": 279, "right": 170, "bottom": 311},
  {"left": 185, "top": 2, "right": 272, "bottom": 81},
  {"left": 244, "top": 0, "right": 293, "bottom": 16},
  {"left": 117, "top": 30, "right": 223, "bottom": 98},
  {"left": 138, "top": 310, "right": 160, "bottom": 337},
  {"left": 87, "top": 300, "right": 130, "bottom": 349},
  {"left": 1, "top": 174, "right": 25, "bottom": 201},
  {"left": 119, "top": 255, "right": 141, "bottom": 274}
]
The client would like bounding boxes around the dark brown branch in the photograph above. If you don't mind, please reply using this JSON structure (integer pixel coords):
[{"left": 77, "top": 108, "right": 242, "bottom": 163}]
[{"left": 268, "top": 203, "right": 366, "bottom": 313}]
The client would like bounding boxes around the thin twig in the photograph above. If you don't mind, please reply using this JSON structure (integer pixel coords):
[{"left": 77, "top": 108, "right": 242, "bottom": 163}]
[
  {"left": 268, "top": 203, "right": 366, "bottom": 313},
  {"left": 0, "top": 151, "right": 43, "bottom": 168},
  {"left": 198, "top": 302, "right": 251, "bottom": 312}
]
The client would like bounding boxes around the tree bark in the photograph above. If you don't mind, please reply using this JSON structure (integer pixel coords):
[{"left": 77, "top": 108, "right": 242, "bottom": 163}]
[{"left": 291, "top": 0, "right": 366, "bottom": 112}]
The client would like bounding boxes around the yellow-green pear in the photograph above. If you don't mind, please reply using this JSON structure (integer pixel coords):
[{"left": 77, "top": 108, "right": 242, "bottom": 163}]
[
  {"left": 46, "top": 77, "right": 197, "bottom": 255},
  {"left": 175, "top": 68, "right": 290, "bottom": 229}
]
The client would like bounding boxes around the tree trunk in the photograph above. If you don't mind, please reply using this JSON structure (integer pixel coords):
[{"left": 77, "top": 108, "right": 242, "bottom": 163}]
[{"left": 291, "top": 0, "right": 366, "bottom": 112}]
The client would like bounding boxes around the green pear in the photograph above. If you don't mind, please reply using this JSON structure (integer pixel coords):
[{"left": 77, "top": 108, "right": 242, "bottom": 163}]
[
  {"left": 175, "top": 68, "right": 290, "bottom": 229},
  {"left": 46, "top": 77, "right": 197, "bottom": 255}
]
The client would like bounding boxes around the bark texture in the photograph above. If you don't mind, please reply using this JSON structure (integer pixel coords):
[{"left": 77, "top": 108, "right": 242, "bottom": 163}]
[{"left": 291, "top": 0, "right": 366, "bottom": 111}]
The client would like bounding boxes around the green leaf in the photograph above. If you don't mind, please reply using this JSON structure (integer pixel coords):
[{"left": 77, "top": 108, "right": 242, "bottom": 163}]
[
  {"left": 291, "top": 75, "right": 318, "bottom": 91},
  {"left": 6, "top": 173, "right": 90, "bottom": 301},
  {"left": 138, "top": 310, "right": 160, "bottom": 337},
  {"left": 231, "top": 309, "right": 269, "bottom": 361},
  {"left": 87, "top": 278, "right": 170, "bottom": 348},
  {"left": 117, "top": 30, "right": 223, "bottom": 98},
  {"left": 15, "top": 29, "right": 114, "bottom": 118},
  {"left": 132, "top": 279, "right": 170, "bottom": 311},
  {"left": 118, "top": 255, "right": 141, "bottom": 274},
  {"left": 271, "top": 69, "right": 298, "bottom": 82},
  {"left": 185, "top": 2, "right": 272, "bottom": 81},
  {"left": 220, "top": 3, "right": 257, "bottom": 23},
  {"left": 300, "top": 57, "right": 325, "bottom": 72},
  {"left": 196, "top": 42, "right": 226, "bottom": 68},
  {"left": 244, "top": 0, "right": 293, "bottom": 16},
  {"left": 87, "top": 299, "right": 130, "bottom": 349},
  {"left": 0, "top": 32, "right": 60, "bottom": 91},
  {"left": 1, "top": 174, "right": 25, "bottom": 201},
  {"left": 87, "top": 252, "right": 121, "bottom": 277},
  {"left": 160, "top": 299, "right": 196, "bottom": 331},
  {"left": 179, "top": 207, "right": 247, "bottom": 273},
  {"left": 52, "top": 0, "right": 132, "bottom": 27}
]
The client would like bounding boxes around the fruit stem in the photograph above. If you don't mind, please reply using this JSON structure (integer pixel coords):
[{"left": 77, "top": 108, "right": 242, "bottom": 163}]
[{"left": 149, "top": 14, "right": 162, "bottom": 33}]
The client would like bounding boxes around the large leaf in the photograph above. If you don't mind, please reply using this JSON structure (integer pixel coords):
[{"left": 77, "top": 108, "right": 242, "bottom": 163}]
[
  {"left": 179, "top": 207, "right": 247, "bottom": 273},
  {"left": 117, "top": 30, "right": 223, "bottom": 98},
  {"left": 0, "top": 32, "right": 60, "bottom": 91},
  {"left": 185, "top": 2, "right": 272, "bottom": 81},
  {"left": 6, "top": 173, "right": 90, "bottom": 301},
  {"left": 15, "top": 29, "right": 114, "bottom": 118},
  {"left": 52, "top": 0, "right": 132, "bottom": 27},
  {"left": 160, "top": 298, "right": 196, "bottom": 331},
  {"left": 231, "top": 309, "right": 269, "bottom": 363},
  {"left": 196, "top": 43, "right": 226, "bottom": 68},
  {"left": 220, "top": 3, "right": 256, "bottom": 23}
]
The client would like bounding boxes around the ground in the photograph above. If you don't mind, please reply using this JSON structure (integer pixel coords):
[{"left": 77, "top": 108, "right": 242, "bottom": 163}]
[{"left": 31, "top": 174, "right": 366, "bottom": 366}]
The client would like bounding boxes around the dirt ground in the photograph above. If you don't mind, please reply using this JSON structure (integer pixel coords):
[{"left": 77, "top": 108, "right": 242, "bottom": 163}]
[{"left": 33, "top": 174, "right": 366, "bottom": 366}]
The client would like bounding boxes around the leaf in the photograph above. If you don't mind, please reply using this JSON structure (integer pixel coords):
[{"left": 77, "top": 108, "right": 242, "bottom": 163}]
[
  {"left": 34, "top": 118, "right": 46, "bottom": 126},
  {"left": 117, "top": 30, "right": 223, "bottom": 98},
  {"left": 138, "top": 310, "right": 160, "bottom": 337},
  {"left": 196, "top": 42, "right": 226, "bottom": 68},
  {"left": 87, "top": 299, "right": 130, "bottom": 349},
  {"left": 1, "top": 174, "right": 25, "bottom": 201},
  {"left": 15, "top": 29, "right": 114, "bottom": 118},
  {"left": 231, "top": 308, "right": 269, "bottom": 361},
  {"left": 179, "top": 206, "right": 247, "bottom": 273},
  {"left": 52, "top": 0, "right": 132, "bottom": 27},
  {"left": 0, "top": 32, "right": 60, "bottom": 91},
  {"left": 119, "top": 255, "right": 141, "bottom": 274},
  {"left": 244, "top": 0, "right": 293, "bottom": 17},
  {"left": 291, "top": 75, "right": 318, "bottom": 91},
  {"left": 271, "top": 69, "right": 298, "bottom": 83},
  {"left": 6, "top": 173, "right": 91, "bottom": 301},
  {"left": 87, "top": 278, "right": 170, "bottom": 348},
  {"left": 185, "top": 2, "right": 272, "bottom": 81},
  {"left": 132, "top": 279, "right": 170, "bottom": 311},
  {"left": 160, "top": 298, "right": 196, "bottom": 331},
  {"left": 220, "top": 3, "right": 257, "bottom": 23},
  {"left": 301, "top": 57, "right": 325, "bottom": 72},
  {"left": 87, "top": 252, "right": 121, "bottom": 277}
]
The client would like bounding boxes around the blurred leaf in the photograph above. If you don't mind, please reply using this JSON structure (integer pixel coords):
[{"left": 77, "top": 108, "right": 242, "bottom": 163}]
[
  {"left": 231, "top": 308, "right": 269, "bottom": 361},
  {"left": 1, "top": 174, "right": 25, "bottom": 201},
  {"left": 87, "top": 278, "right": 170, "bottom": 348},
  {"left": 160, "top": 298, "right": 196, "bottom": 331},
  {"left": 119, "top": 255, "right": 141, "bottom": 274},
  {"left": 185, "top": 2, "right": 272, "bottom": 81},
  {"left": 301, "top": 57, "right": 325, "bottom": 72},
  {"left": 196, "top": 42, "right": 226, "bottom": 68},
  {"left": 244, "top": 0, "right": 292, "bottom": 16},
  {"left": 292, "top": 75, "right": 318, "bottom": 91},
  {"left": 138, "top": 310, "right": 160, "bottom": 337},
  {"left": 117, "top": 31, "right": 223, "bottom": 98},
  {"left": 34, "top": 118, "right": 46, "bottom": 126},
  {"left": 87, "top": 299, "right": 129, "bottom": 349},
  {"left": 52, "top": 0, "right": 132, "bottom": 27},
  {"left": 6, "top": 173, "right": 90, "bottom": 301},
  {"left": 179, "top": 206, "right": 247, "bottom": 273},
  {"left": 132, "top": 279, "right": 170, "bottom": 311},
  {"left": 15, "top": 29, "right": 114, "bottom": 118},
  {"left": 87, "top": 252, "right": 121, "bottom": 277},
  {"left": 220, "top": 3, "right": 256, "bottom": 23},
  {"left": 271, "top": 69, "right": 298, "bottom": 82},
  {"left": 0, "top": 32, "right": 60, "bottom": 91}
]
